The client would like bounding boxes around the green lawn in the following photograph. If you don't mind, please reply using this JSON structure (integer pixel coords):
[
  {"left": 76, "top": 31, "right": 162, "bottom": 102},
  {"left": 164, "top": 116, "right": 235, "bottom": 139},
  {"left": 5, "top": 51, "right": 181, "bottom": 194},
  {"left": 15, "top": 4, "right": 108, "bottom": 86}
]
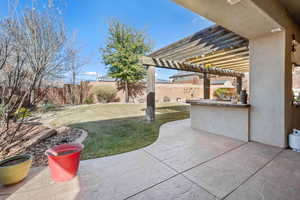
[{"left": 50, "top": 103, "right": 189, "bottom": 160}]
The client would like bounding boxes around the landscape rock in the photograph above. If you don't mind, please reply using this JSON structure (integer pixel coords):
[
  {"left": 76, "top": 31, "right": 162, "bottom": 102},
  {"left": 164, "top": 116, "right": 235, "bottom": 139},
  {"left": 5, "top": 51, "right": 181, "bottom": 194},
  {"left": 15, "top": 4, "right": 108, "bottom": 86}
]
[
  {"left": 55, "top": 126, "right": 72, "bottom": 135},
  {"left": 23, "top": 128, "right": 57, "bottom": 148}
]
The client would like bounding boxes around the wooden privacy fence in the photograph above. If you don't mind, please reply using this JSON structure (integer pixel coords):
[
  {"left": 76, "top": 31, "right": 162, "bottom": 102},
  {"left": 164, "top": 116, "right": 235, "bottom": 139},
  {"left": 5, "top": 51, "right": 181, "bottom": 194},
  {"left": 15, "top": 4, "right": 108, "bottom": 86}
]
[{"left": 0, "top": 83, "right": 91, "bottom": 106}]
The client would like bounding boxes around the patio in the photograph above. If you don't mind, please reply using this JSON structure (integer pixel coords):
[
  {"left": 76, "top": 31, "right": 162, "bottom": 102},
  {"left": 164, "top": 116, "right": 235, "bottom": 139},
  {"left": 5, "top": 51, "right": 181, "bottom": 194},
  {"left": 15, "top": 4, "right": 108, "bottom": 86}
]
[{"left": 1, "top": 119, "right": 299, "bottom": 200}]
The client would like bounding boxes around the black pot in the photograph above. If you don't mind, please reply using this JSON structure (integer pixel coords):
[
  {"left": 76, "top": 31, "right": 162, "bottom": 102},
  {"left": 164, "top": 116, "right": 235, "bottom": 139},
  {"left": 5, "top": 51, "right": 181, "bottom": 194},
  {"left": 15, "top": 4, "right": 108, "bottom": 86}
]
[{"left": 240, "top": 90, "right": 248, "bottom": 104}]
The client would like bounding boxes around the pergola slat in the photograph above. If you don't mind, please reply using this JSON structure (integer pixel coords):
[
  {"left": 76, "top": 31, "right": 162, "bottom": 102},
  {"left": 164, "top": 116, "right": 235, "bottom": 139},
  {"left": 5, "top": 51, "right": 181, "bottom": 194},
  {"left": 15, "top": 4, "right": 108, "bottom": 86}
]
[
  {"left": 204, "top": 56, "right": 249, "bottom": 66},
  {"left": 186, "top": 46, "right": 248, "bottom": 62},
  {"left": 164, "top": 38, "right": 247, "bottom": 61},
  {"left": 223, "top": 66, "right": 249, "bottom": 71},
  {"left": 214, "top": 61, "right": 249, "bottom": 68},
  {"left": 140, "top": 56, "right": 244, "bottom": 78},
  {"left": 150, "top": 25, "right": 226, "bottom": 57},
  {"left": 217, "top": 64, "right": 249, "bottom": 69},
  {"left": 191, "top": 51, "right": 249, "bottom": 65},
  {"left": 157, "top": 32, "right": 239, "bottom": 60}
]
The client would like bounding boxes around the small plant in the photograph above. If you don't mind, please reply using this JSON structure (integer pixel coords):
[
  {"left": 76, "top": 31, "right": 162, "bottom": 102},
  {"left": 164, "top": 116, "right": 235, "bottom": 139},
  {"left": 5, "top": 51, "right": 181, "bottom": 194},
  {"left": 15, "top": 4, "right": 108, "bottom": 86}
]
[
  {"left": 84, "top": 97, "right": 94, "bottom": 104},
  {"left": 93, "top": 86, "right": 117, "bottom": 103},
  {"left": 163, "top": 96, "right": 170, "bottom": 102},
  {"left": 14, "top": 107, "right": 31, "bottom": 120}
]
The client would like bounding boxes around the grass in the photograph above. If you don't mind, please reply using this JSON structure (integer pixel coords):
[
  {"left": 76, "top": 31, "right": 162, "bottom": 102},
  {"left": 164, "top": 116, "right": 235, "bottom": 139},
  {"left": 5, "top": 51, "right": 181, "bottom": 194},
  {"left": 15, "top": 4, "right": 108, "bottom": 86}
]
[{"left": 49, "top": 103, "right": 189, "bottom": 160}]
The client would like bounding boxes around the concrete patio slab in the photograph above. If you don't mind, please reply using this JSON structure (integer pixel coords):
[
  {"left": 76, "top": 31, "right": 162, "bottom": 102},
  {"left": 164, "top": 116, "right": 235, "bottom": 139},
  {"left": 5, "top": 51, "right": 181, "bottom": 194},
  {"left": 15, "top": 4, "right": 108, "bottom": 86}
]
[
  {"left": 225, "top": 150, "right": 300, "bottom": 200},
  {"left": 2, "top": 119, "right": 300, "bottom": 200},
  {"left": 0, "top": 167, "right": 44, "bottom": 200},
  {"left": 127, "top": 175, "right": 216, "bottom": 200},
  {"left": 183, "top": 142, "right": 281, "bottom": 199},
  {"left": 1, "top": 150, "right": 176, "bottom": 200},
  {"left": 144, "top": 119, "right": 245, "bottom": 172}
]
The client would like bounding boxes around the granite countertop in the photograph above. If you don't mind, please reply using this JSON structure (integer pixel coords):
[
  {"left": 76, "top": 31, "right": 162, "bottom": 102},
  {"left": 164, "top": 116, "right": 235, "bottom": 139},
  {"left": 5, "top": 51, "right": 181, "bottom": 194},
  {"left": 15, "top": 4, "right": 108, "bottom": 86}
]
[{"left": 186, "top": 99, "right": 251, "bottom": 108}]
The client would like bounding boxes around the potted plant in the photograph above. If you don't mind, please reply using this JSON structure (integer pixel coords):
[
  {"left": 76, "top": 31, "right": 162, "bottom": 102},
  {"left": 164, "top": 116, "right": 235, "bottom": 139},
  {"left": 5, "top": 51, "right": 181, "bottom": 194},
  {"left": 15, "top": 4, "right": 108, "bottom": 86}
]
[{"left": 0, "top": 154, "right": 33, "bottom": 186}]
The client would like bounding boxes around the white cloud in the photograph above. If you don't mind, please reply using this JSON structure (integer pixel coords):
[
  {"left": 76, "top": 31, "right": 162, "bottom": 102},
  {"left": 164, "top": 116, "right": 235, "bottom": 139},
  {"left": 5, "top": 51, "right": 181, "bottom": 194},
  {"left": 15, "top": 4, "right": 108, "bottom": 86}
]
[{"left": 82, "top": 72, "right": 98, "bottom": 76}]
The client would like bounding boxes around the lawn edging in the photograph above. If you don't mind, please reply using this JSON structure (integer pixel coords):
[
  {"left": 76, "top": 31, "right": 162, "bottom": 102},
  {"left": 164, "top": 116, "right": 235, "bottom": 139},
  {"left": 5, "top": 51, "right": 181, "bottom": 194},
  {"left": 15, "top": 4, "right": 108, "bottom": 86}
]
[{"left": 74, "top": 128, "right": 88, "bottom": 144}]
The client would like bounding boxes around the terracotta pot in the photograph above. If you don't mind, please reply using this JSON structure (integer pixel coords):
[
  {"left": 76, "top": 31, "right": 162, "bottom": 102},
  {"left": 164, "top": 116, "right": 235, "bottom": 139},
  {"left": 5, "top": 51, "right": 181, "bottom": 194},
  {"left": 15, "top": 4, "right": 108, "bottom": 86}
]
[{"left": 0, "top": 154, "right": 32, "bottom": 186}]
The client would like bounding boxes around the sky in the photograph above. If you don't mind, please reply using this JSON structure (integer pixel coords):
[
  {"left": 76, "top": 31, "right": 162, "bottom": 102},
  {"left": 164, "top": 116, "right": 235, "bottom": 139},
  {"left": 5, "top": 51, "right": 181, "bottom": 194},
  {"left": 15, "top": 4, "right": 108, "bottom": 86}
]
[{"left": 0, "top": 0, "right": 213, "bottom": 81}]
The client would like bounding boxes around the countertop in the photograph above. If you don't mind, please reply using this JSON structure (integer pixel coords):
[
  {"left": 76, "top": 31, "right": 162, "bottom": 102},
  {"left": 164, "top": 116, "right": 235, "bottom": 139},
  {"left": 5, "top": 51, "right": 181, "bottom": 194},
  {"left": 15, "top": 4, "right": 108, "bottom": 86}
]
[{"left": 186, "top": 99, "right": 251, "bottom": 108}]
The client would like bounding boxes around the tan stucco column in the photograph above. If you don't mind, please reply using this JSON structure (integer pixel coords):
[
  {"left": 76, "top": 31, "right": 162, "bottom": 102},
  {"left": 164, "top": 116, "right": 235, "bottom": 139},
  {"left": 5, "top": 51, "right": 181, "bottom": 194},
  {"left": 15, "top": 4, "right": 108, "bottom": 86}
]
[{"left": 250, "top": 30, "right": 293, "bottom": 148}]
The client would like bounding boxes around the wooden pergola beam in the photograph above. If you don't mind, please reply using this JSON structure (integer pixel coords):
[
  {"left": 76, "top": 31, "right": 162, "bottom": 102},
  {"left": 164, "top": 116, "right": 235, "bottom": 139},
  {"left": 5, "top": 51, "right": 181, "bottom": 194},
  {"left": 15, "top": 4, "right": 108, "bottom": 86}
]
[{"left": 140, "top": 56, "right": 245, "bottom": 78}]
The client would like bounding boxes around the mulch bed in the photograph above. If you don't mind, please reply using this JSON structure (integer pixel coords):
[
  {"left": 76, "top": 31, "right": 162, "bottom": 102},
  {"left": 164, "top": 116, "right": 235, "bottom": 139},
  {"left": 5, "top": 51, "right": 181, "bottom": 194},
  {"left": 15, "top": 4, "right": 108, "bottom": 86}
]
[
  {"left": 0, "top": 123, "right": 83, "bottom": 167},
  {"left": 27, "top": 128, "right": 83, "bottom": 167}
]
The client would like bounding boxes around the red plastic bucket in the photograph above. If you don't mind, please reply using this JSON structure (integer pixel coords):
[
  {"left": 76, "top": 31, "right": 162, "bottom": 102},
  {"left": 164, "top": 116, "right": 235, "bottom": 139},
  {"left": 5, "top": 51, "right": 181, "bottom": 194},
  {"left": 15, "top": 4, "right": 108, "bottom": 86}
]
[{"left": 45, "top": 143, "right": 83, "bottom": 182}]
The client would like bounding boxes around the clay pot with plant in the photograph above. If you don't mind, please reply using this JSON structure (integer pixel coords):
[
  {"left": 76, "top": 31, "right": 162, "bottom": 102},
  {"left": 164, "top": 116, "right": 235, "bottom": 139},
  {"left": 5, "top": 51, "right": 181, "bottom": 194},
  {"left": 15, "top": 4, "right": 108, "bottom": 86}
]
[
  {"left": 0, "top": 107, "right": 33, "bottom": 186},
  {"left": 0, "top": 154, "right": 33, "bottom": 186}
]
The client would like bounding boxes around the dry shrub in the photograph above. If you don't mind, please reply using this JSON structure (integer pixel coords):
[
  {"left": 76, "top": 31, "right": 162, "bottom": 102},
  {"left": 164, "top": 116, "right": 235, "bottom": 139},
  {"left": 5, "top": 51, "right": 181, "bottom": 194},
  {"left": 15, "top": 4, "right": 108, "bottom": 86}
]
[{"left": 92, "top": 86, "right": 118, "bottom": 103}]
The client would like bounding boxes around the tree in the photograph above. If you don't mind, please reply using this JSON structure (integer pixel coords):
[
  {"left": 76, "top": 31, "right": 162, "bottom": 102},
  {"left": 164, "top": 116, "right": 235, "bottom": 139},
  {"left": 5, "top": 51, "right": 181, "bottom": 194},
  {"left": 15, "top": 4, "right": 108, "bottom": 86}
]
[
  {"left": 66, "top": 34, "right": 89, "bottom": 104},
  {"left": 0, "top": 17, "right": 28, "bottom": 147},
  {"left": 101, "top": 20, "right": 152, "bottom": 103},
  {"left": 8, "top": 9, "right": 68, "bottom": 106},
  {"left": 0, "top": 3, "right": 70, "bottom": 153}
]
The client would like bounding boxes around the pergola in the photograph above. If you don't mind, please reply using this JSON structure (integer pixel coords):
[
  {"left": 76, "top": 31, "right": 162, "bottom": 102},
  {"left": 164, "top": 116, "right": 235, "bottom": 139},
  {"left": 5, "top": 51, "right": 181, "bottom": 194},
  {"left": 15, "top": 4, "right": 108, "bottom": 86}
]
[{"left": 140, "top": 25, "right": 250, "bottom": 121}]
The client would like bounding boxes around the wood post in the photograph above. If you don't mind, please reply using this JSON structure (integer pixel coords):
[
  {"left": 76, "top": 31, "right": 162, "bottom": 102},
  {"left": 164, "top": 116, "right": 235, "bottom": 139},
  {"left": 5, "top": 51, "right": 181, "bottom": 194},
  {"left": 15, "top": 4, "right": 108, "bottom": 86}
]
[
  {"left": 146, "top": 65, "right": 155, "bottom": 122},
  {"left": 236, "top": 77, "right": 242, "bottom": 95},
  {"left": 203, "top": 73, "right": 210, "bottom": 99}
]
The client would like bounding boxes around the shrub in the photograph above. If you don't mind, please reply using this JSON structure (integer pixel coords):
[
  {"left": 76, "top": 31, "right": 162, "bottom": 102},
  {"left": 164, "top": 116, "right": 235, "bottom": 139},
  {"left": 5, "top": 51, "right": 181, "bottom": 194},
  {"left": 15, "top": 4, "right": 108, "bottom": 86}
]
[
  {"left": 84, "top": 97, "right": 94, "bottom": 104},
  {"left": 14, "top": 107, "right": 31, "bottom": 119},
  {"left": 163, "top": 96, "right": 170, "bottom": 102},
  {"left": 93, "top": 86, "right": 117, "bottom": 103},
  {"left": 213, "top": 88, "right": 237, "bottom": 100}
]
